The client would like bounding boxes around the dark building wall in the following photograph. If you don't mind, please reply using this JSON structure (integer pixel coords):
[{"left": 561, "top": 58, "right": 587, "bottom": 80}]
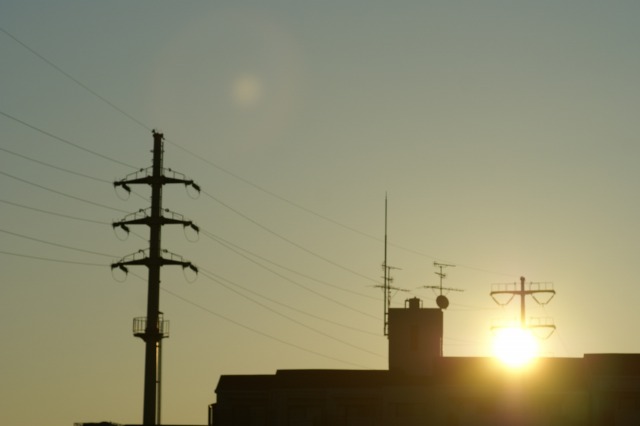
[
  {"left": 212, "top": 356, "right": 640, "bottom": 426},
  {"left": 388, "top": 297, "right": 443, "bottom": 375},
  {"left": 211, "top": 298, "right": 640, "bottom": 425}
]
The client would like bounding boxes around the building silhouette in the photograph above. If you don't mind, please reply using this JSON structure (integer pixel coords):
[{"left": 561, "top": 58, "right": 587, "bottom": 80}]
[{"left": 210, "top": 297, "right": 640, "bottom": 425}]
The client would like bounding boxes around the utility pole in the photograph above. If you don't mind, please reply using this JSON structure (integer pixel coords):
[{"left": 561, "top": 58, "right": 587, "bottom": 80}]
[
  {"left": 112, "top": 130, "right": 199, "bottom": 425},
  {"left": 490, "top": 276, "right": 556, "bottom": 337}
]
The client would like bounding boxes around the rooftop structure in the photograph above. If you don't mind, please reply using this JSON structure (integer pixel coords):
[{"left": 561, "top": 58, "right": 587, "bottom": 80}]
[{"left": 211, "top": 297, "right": 640, "bottom": 425}]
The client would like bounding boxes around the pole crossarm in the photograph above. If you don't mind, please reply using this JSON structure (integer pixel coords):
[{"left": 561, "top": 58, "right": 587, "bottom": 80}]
[
  {"left": 113, "top": 208, "right": 199, "bottom": 234},
  {"left": 490, "top": 292, "right": 515, "bottom": 306},
  {"left": 114, "top": 168, "right": 200, "bottom": 193},
  {"left": 111, "top": 249, "right": 148, "bottom": 273},
  {"left": 490, "top": 289, "right": 555, "bottom": 296},
  {"left": 159, "top": 249, "right": 198, "bottom": 273},
  {"left": 490, "top": 285, "right": 556, "bottom": 306},
  {"left": 528, "top": 318, "right": 557, "bottom": 339},
  {"left": 489, "top": 276, "right": 556, "bottom": 332},
  {"left": 111, "top": 250, "right": 198, "bottom": 274}
]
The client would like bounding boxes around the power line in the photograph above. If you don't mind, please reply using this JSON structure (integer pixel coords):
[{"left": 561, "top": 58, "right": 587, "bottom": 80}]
[
  {"left": 166, "top": 139, "right": 380, "bottom": 236},
  {"left": 199, "top": 268, "right": 384, "bottom": 358},
  {"left": 0, "top": 146, "right": 111, "bottom": 183},
  {"left": 0, "top": 249, "right": 105, "bottom": 266},
  {"left": 197, "top": 258, "right": 379, "bottom": 335},
  {"left": 161, "top": 286, "right": 374, "bottom": 369},
  {"left": 0, "top": 145, "right": 149, "bottom": 202},
  {"left": 140, "top": 270, "right": 375, "bottom": 372},
  {"left": 0, "top": 228, "right": 114, "bottom": 258},
  {"left": 0, "top": 26, "right": 516, "bottom": 279},
  {"left": 0, "top": 109, "right": 137, "bottom": 169},
  {"left": 3, "top": 127, "right": 382, "bottom": 336},
  {"left": 202, "top": 229, "right": 378, "bottom": 301},
  {"left": 195, "top": 230, "right": 383, "bottom": 341},
  {"left": 202, "top": 189, "right": 380, "bottom": 285},
  {"left": 0, "top": 27, "right": 152, "bottom": 133},
  {"left": 0, "top": 198, "right": 108, "bottom": 224},
  {"left": 169, "top": 140, "right": 515, "bottom": 278},
  {"left": 0, "top": 170, "right": 128, "bottom": 213},
  {"left": 168, "top": 150, "right": 516, "bottom": 280},
  {"left": 199, "top": 258, "right": 378, "bottom": 321}
]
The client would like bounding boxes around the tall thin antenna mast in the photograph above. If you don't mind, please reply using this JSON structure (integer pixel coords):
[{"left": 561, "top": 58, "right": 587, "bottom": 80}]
[
  {"left": 378, "top": 194, "right": 404, "bottom": 336},
  {"left": 383, "top": 194, "right": 388, "bottom": 336}
]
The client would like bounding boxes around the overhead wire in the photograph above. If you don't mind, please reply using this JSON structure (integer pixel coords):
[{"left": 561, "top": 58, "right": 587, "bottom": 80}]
[
  {"left": 0, "top": 249, "right": 105, "bottom": 266},
  {"left": 0, "top": 146, "right": 111, "bottom": 183},
  {"left": 0, "top": 228, "right": 115, "bottom": 258},
  {"left": 206, "top": 257, "right": 377, "bottom": 331},
  {"left": 160, "top": 285, "right": 374, "bottom": 369},
  {"left": 202, "top": 228, "right": 378, "bottom": 300},
  {"left": 2, "top": 36, "right": 379, "bottom": 298},
  {"left": 127, "top": 273, "right": 376, "bottom": 367},
  {"left": 201, "top": 189, "right": 380, "bottom": 285},
  {"left": 0, "top": 26, "right": 535, "bottom": 371},
  {"left": 199, "top": 268, "right": 384, "bottom": 358},
  {"left": 0, "top": 198, "right": 108, "bottom": 224},
  {"left": 0, "top": 26, "right": 516, "bottom": 279},
  {"left": 1, "top": 25, "right": 513, "bottom": 364},
  {"left": 0, "top": 143, "right": 150, "bottom": 203},
  {"left": 199, "top": 251, "right": 379, "bottom": 320},
  {"left": 0, "top": 27, "right": 152, "bottom": 133},
  {"left": 0, "top": 109, "right": 137, "bottom": 169},
  {"left": 167, "top": 140, "right": 514, "bottom": 278},
  {"left": 0, "top": 170, "right": 128, "bottom": 214},
  {"left": 539, "top": 303, "right": 569, "bottom": 357}
]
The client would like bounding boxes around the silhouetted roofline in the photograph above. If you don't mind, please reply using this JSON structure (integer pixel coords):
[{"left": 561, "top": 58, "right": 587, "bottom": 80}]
[{"left": 216, "top": 354, "right": 640, "bottom": 395}]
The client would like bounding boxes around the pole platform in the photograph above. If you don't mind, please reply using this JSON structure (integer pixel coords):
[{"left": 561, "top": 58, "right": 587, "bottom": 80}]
[{"left": 133, "top": 316, "right": 170, "bottom": 339}]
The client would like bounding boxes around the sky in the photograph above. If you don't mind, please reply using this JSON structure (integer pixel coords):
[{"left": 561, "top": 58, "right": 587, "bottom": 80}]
[{"left": 2, "top": 1, "right": 640, "bottom": 425}]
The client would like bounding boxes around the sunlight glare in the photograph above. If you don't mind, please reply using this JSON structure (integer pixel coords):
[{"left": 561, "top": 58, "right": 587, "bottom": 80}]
[{"left": 492, "top": 327, "right": 538, "bottom": 368}]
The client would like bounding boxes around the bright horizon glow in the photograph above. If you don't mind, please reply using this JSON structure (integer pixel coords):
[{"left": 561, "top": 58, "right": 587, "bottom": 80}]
[
  {"left": 492, "top": 327, "right": 539, "bottom": 368},
  {"left": 4, "top": 2, "right": 640, "bottom": 425}
]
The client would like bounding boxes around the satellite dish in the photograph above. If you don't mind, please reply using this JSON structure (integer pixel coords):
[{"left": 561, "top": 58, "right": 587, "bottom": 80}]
[{"left": 436, "top": 295, "right": 449, "bottom": 310}]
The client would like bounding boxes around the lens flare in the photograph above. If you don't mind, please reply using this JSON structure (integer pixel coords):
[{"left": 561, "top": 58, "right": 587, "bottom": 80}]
[{"left": 231, "top": 73, "right": 263, "bottom": 108}]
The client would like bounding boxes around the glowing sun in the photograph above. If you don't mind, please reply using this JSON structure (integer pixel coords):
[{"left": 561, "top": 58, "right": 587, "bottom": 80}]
[{"left": 492, "top": 327, "right": 539, "bottom": 368}]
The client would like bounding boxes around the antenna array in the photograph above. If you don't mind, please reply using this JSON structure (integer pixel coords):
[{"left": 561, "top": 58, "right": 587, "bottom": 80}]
[{"left": 420, "top": 262, "right": 464, "bottom": 310}]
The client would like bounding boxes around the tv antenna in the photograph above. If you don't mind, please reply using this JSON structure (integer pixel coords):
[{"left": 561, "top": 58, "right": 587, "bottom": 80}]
[
  {"left": 374, "top": 264, "right": 407, "bottom": 336},
  {"left": 420, "top": 262, "right": 463, "bottom": 310},
  {"left": 377, "top": 194, "right": 409, "bottom": 336},
  {"left": 490, "top": 276, "right": 556, "bottom": 338}
]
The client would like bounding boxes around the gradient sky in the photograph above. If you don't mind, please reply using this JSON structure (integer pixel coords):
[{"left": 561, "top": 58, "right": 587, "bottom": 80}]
[{"left": 2, "top": 1, "right": 640, "bottom": 425}]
